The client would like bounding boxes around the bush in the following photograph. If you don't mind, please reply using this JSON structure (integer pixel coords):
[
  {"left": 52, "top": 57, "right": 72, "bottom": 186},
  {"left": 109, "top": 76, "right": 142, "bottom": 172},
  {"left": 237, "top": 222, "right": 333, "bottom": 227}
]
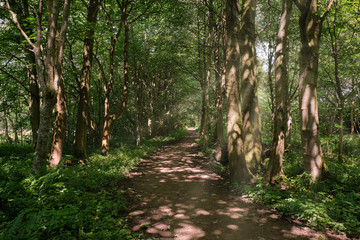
[
  {"left": 0, "top": 130, "right": 187, "bottom": 239},
  {"left": 240, "top": 138, "right": 360, "bottom": 238}
]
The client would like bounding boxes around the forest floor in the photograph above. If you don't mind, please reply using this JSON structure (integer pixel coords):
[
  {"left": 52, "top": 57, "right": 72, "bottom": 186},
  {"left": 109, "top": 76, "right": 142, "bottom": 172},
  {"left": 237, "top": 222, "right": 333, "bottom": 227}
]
[{"left": 122, "top": 128, "right": 348, "bottom": 240}]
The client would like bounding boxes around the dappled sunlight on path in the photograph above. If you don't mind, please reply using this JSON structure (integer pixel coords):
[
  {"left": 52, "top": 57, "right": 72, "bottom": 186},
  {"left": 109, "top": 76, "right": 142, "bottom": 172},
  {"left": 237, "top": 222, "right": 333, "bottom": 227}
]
[{"left": 123, "top": 129, "right": 347, "bottom": 240}]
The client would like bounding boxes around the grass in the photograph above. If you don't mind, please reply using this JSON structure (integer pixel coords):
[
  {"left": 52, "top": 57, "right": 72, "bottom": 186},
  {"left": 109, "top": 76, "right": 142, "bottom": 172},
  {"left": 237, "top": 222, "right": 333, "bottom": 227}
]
[
  {"left": 240, "top": 135, "right": 360, "bottom": 238},
  {"left": 0, "top": 128, "right": 187, "bottom": 240}
]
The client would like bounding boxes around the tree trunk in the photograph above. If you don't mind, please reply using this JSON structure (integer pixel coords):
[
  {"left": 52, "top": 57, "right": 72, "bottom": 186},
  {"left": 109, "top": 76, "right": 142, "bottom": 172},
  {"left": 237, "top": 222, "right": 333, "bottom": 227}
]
[
  {"left": 73, "top": 0, "right": 100, "bottom": 159},
  {"left": 213, "top": 7, "right": 227, "bottom": 163},
  {"left": 239, "top": 0, "right": 261, "bottom": 181},
  {"left": 327, "top": 2, "right": 344, "bottom": 162},
  {"left": 49, "top": 75, "right": 67, "bottom": 167},
  {"left": 225, "top": 0, "right": 247, "bottom": 184},
  {"left": 267, "top": 0, "right": 292, "bottom": 184},
  {"left": 7, "top": 0, "right": 41, "bottom": 150},
  {"left": 49, "top": 0, "right": 71, "bottom": 167},
  {"left": 201, "top": 2, "right": 213, "bottom": 152},
  {"left": 26, "top": 54, "right": 40, "bottom": 151},
  {"left": 101, "top": 17, "right": 130, "bottom": 155},
  {"left": 350, "top": 78, "right": 356, "bottom": 136},
  {"left": 32, "top": 0, "right": 62, "bottom": 172},
  {"left": 196, "top": 9, "right": 206, "bottom": 136},
  {"left": 295, "top": 0, "right": 334, "bottom": 180},
  {"left": 33, "top": 89, "right": 57, "bottom": 172},
  {"left": 267, "top": 41, "right": 275, "bottom": 118},
  {"left": 12, "top": 114, "right": 19, "bottom": 143},
  {"left": 4, "top": 115, "right": 12, "bottom": 143},
  {"left": 135, "top": 76, "right": 145, "bottom": 145}
]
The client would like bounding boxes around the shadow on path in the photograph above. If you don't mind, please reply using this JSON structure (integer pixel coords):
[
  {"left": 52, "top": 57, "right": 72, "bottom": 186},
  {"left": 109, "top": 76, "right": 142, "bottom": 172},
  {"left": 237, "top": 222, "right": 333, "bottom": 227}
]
[{"left": 123, "top": 129, "right": 347, "bottom": 240}]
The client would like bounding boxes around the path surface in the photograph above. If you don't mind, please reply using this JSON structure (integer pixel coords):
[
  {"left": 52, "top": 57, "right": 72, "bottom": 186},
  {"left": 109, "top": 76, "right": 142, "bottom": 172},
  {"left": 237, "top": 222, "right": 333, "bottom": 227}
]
[{"left": 124, "top": 129, "right": 347, "bottom": 240}]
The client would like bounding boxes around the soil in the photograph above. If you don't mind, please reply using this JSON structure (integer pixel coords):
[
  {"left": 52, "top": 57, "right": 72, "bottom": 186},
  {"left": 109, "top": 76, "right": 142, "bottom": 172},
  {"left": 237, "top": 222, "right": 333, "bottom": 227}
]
[{"left": 123, "top": 128, "right": 348, "bottom": 240}]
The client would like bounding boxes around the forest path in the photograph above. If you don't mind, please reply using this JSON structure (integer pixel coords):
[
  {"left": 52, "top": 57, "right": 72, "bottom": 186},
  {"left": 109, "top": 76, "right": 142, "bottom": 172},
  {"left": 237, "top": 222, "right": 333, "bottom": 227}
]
[{"left": 124, "top": 128, "right": 346, "bottom": 240}]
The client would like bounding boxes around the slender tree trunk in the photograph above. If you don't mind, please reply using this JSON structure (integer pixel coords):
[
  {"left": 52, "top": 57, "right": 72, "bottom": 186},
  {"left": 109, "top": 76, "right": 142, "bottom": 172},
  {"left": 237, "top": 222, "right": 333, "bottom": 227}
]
[
  {"left": 73, "top": 0, "right": 100, "bottom": 159},
  {"left": 13, "top": 112, "right": 19, "bottom": 144},
  {"left": 4, "top": 115, "right": 12, "bottom": 143},
  {"left": 101, "top": 17, "right": 130, "bottom": 155},
  {"left": 26, "top": 54, "right": 40, "bottom": 151},
  {"left": 350, "top": 78, "right": 355, "bottom": 136},
  {"left": 356, "top": 77, "right": 360, "bottom": 135},
  {"left": 197, "top": 15, "right": 205, "bottom": 136},
  {"left": 8, "top": 0, "right": 40, "bottom": 150},
  {"left": 225, "top": 0, "right": 247, "bottom": 183},
  {"left": 327, "top": 2, "right": 344, "bottom": 162},
  {"left": 267, "top": 42, "right": 275, "bottom": 118},
  {"left": 136, "top": 76, "right": 145, "bottom": 145},
  {"left": 49, "top": 0, "right": 71, "bottom": 167},
  {"left": 214, "top": 8, "right": 227, "bottom": 163},
  {"left": 239, "top": 0, "right": 261, "bottom": 181},
  {"left": 148, "top": 77, "right": 155, "bottom": 137},
  {"left": 267, "top": 0, "right": 292, "bottom": 184},
  {"left": 295, "top": 0, "right": 334, "bottom": 180},
  {"left": 201, "top": 1, "right": 213, "bottom": 152}
]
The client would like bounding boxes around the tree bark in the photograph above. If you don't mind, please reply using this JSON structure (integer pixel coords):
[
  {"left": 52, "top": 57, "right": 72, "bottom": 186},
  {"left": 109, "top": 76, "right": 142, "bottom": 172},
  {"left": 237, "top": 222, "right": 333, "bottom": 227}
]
[
  {"left": 201, "top": 1, "right": 213, "bottom": 152},
  {"left": 225, "top": 0, "right": 247, "bottom": 184},
  {"left": 326, "top": 2, "right": 344, "bottom": 162},
  {"left": 4, "top": 115, "right": 12, "bottom": 143},
  {"left": 213, "top": 5, "right": 227, "bottom": 163},
  {"left": 31, "top": 0, "right": 63, "bottom": 172},
  {"left": 239, "top": 0, "right": 261, "bottom": 181},
  {"left": 73, "top": 0, "right": 100, "bottom": 159},
  {"left": 295, "top": 0, "right": 334, "bottom": 180},
  {"left": 8, "top": 0, "right": 41, "bottom": 150},
  {"left": 26, "top": 54, "right": 40, "bottom": 151},
  {"left": 101, "top": 14, "right": 130, "bottom": 155},
  {"left": 49, "top": 0, "right": 71, "bottom": 167},
  {"left": 267, "top": 0, "right": 292, "bottom": 184}
]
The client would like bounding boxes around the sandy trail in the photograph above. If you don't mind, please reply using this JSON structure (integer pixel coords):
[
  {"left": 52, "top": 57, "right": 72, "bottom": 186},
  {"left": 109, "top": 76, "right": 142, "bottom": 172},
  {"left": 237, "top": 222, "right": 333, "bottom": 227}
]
[{"left": 124, "top": 129, "right": 347, "bottom": 240}]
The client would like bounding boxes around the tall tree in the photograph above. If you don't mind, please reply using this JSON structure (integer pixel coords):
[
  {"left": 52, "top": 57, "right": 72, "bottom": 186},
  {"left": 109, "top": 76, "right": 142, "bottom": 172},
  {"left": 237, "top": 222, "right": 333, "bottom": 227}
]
[
  {"left": 322, "top": 0, "right": 360, "bottom": 161},
  {"left": 225, "top": 0, "right": 246, "bottom": 183},
  {"left": 6, "top": 0, "right": 72, "bottom": 172},
  {"left": 49, "top": 0, "right": 71, "bottom": 167},
  {"left": 201, "top": 0, "right": 213, "bottom": 152},
  {"left": 267, "top": 0, "right": 293, "bottom": 184},
  {"left": 293, "top": 0, "right": 334, "bottom": 180},
  {"left": 7, "top": 0, "right": 41, "bottom": 151},
  {"left": 73, "top": 0, "right": 100, "bottom": 159},
  {"left": 100, "top": 0, "right": 131, "bottom": 155},
  {"left": 213, "top": 1, "right": 227, "bottom": 163},
  {"left": 239, "top": 0, "right": 261, "bottom": 182}
]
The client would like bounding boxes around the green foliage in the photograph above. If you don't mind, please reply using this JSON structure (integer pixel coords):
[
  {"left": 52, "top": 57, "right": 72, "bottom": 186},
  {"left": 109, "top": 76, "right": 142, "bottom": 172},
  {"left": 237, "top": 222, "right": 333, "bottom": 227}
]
[
  {"left": 241, "top": 137, "right": 360, "bottom": 238},
  {"left": 0, "top": 130, "right": 186, "bottom": 239}
]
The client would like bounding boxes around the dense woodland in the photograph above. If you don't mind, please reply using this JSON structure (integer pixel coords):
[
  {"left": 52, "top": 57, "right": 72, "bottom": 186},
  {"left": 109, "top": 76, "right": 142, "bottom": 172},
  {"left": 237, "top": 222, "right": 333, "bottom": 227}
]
[{"left": 0, "top": 0, "right": 360, "bottom": 239}]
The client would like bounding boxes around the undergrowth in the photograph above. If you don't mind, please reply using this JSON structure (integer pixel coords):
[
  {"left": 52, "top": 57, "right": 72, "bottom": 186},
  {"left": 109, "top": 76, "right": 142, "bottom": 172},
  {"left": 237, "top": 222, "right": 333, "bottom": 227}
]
[
  {"left": 0, "top": 129, "right": 187, "bottom": 240},
  {"left": 241, "top": 135, "right": 360, "bottom": 238}
]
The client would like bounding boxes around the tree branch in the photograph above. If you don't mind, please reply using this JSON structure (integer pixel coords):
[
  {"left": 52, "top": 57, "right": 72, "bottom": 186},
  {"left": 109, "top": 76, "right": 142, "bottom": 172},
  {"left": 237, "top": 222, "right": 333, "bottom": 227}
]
[
  {"left": 5, "top": 0, "right": 36, "bottom": 50},
  {"left": 257, "top": 22, "right": 271, "bottom": 36},
  {"left": 292, "top": 0, "right": 304, "bottom": 11},
  {"left": 321, "top": 0, "right": 335, "bottom": 22},
  {"left": 0, "top": 67, "right": 30, "bottom": 92},
  {"left": 129, "top": 0, "right": 156, "bottom": 25}
]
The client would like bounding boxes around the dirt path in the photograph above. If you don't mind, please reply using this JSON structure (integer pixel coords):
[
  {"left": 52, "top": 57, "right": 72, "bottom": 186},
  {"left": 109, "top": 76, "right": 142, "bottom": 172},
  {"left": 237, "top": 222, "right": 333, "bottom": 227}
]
[{"left": 124, "top": 129, "right": 347, "bottom": 240}]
